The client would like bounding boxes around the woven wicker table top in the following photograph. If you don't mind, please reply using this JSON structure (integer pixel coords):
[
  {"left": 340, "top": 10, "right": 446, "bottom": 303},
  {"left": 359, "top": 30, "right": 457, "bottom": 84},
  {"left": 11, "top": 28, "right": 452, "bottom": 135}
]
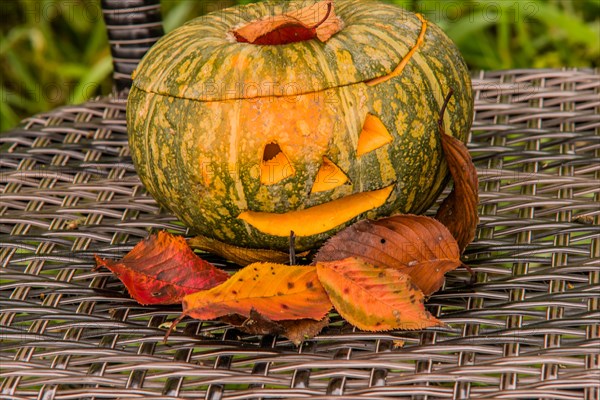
[{"left": 1, "top": 69, "right": 599, "bottom": 400}]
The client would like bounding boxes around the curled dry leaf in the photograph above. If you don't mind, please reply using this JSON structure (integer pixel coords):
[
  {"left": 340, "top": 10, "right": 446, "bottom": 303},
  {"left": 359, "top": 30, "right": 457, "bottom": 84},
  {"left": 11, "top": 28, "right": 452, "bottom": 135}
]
[
  {"left": 94, "top": 231, "right": 228, "bottom": 305},
  {"left": 182, "top": 262, "right": 332, "bottom": 321},
  {"left": 189, "top": 234, "right": 309, "bottom": 266},
  {"left": 232, "top": 0, "right": 342, "bottom": 45},
  {"left": 435, "top": 90, "right": 479, "bottom": 253},
  {"left": 221, "top": 309, "right": 329, "bottom": 346},
  {"left": 314, "top": 215, "right": 462, "bottom": 295},
  {"left": 316, "top": 257, "right": 443, "bottom": 331}
]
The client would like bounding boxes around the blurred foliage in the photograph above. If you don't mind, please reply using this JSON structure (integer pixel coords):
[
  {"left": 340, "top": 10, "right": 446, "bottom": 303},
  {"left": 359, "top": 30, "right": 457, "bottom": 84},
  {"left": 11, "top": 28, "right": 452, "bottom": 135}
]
[
  {"left": 396, "top": 0, "right": 600, "bottom": 70},
  {"left": 1, "top": 0, "right": 113, "bottom": 131},
  {"left": 1, "top": 0, "right": 598, "bottom": 131}
]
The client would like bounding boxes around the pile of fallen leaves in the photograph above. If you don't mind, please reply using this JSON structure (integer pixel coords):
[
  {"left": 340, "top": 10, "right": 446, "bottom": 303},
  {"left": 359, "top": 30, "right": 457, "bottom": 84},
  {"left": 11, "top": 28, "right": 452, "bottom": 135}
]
[{"left": 95, "top": 91, "right": 479, "bottom": 344}]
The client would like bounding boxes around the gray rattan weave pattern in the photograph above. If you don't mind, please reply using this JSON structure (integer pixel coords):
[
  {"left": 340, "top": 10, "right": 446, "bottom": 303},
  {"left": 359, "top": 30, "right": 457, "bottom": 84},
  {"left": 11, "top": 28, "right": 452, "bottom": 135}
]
[{"left": 1, "top": 69, "right": 599, "bottom": 399}]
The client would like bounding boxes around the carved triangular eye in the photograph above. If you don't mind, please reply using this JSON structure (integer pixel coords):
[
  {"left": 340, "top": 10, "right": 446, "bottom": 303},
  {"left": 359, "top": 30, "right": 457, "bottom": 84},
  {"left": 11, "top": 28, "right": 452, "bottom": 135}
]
[
  {"left": 260, "top": 142, "right": 295, "bottom": 185},
  {"left": 357, "top": 114, "right": 393, "bottom": 156},
  {"left": 311, "top": 157, "right": 350, "bottom": 194}
]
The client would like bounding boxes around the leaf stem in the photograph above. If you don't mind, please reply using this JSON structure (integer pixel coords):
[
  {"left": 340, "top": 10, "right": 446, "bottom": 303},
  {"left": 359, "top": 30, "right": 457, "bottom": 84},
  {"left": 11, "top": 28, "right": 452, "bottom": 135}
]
[
  {"left": 461, "top": 262, "right": 477, "bottom": 284},
  {"left": 438, "top": 88, "right": 454, "bottom": 134},
  {"left": 289, "top": 231, "right": 296, "bottom": 265},
  {"left": 163, "top": 313, "right": 185, "bottom": 343}
]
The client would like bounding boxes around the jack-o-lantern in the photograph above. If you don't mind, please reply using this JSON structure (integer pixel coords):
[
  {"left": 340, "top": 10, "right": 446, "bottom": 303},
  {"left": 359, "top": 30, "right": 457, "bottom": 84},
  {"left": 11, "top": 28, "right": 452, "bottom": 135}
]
[{"left": 127, "top": 0, "right": 473, "bottom": 251}]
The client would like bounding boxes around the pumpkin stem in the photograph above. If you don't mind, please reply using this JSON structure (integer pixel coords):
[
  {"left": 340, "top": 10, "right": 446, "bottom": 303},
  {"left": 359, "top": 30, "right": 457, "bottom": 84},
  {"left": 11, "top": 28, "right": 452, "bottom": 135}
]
[
  {"left": 307, "top": 1, "right": 333, "bottom": 30},
  {"left": 231, "top": 0, "right": 340, "bottom": 45}
]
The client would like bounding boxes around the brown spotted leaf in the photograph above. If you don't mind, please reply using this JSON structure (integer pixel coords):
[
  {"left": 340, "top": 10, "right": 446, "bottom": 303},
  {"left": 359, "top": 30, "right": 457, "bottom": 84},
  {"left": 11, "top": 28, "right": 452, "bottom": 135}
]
[
  {"left": 279, "top": 315, "right": 330, "bottom": 345},
  {"left": 314, "top": 215, "right": 461, "bottom": 295},
  {"left": 232, "top": 1, "right": 341, "bottom": 45},
  {"left": 316, "top": 257, "right": 443, "bottom": 331},
  {"left": 182, "top": 263, "right": 332, "bottom": 321},
  {"left": 94, "top": 231, "right": 229, "bottom": 305},
  {"left": 189, "top": 234, "right": 308, "bottom": 266},
  {"left": 435, "top": 91, "right": 479, "bottom": 253},
  {"left": 221, "top": 309, "right": 329, "bottom": 345}
]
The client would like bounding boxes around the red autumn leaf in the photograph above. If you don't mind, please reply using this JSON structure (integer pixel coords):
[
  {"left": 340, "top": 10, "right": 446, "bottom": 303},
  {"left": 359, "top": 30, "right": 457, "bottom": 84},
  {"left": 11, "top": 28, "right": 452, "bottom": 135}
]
[
  {"left": 314, "top": 215, "right": 462, "bottom": 295},
  {"left": 182, "top": 263, "right": 332, "bottom": 321},
  {"left": 232, "top": 1, "right": 342, "bottom": 45},
  {"left": 435, "top": 90, "right": 479, "bottom": 253},
  {"left": 94, "top": 231, "right": 228, "bottom": 305},
  {"left": 316, "top": 257, "right": 443, "bottom": 331},
  {"left": 221, "top": 309, "right": 329, "bottom": 345}
]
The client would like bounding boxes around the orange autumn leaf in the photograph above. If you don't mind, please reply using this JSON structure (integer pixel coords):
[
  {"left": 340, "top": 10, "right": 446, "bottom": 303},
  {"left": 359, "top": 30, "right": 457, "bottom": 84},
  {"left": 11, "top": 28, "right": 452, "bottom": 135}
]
[
  {"left": 94, "top": 231, "right": 229, "bottom": 305},
  {"left": 435, "top": 90, "right": 479, "bottom": 253},
  {"left": 316, "top": 257, "right": 443, "bottom": 331},
  {"left": 314, "top": 215, "right": 462, "bottom": 295},
  {"left": 182, "top": 263, "right": 332, "bottom": 321},
  {"left": 232, "top": 1, "right": 342, "bottom": 45}
]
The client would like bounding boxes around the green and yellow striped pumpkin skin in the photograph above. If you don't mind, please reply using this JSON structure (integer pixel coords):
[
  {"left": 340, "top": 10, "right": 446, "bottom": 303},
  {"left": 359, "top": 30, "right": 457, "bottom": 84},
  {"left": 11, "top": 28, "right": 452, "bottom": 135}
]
[{"left": 127, "top": 0, "right": 473, "bottom": 251}]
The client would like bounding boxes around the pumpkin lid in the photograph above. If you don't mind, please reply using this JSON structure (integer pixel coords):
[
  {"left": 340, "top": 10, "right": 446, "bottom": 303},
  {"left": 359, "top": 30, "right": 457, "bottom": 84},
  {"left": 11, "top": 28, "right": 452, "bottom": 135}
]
[{"left": 132, "top": 0, "right": 426, "bottom": 101}]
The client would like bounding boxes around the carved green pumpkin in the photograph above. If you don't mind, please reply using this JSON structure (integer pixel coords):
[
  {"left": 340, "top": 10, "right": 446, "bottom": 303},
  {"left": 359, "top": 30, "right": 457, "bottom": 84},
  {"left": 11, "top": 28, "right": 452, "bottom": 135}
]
[{"left": 127, "top": 0, "right": 473, "bottom": 251}]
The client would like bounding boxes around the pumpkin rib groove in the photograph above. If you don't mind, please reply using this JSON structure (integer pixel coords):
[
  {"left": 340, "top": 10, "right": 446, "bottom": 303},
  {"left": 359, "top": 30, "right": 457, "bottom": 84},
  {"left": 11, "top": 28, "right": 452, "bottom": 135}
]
[
  {"left": 228, "top": 98, "right": 248, "bottom": 214},
  {"left": 305, "top": 34, "right": 339, "bottom": 86},
  {"left": 141, "top": 94, "right": 160, "bottom": 198},
  {"left": 410, "top": 47, "right": 452, "bottom": 133},
  {"left": 343, "top": 24, "right": 412, "bottom": 70}
]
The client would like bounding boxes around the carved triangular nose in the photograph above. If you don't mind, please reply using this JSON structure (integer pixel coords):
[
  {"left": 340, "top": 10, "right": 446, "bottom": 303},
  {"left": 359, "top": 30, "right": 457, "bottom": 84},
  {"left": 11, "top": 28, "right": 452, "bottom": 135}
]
[{"left": 311, "top": 157, "right": 350, "bottom": 194}]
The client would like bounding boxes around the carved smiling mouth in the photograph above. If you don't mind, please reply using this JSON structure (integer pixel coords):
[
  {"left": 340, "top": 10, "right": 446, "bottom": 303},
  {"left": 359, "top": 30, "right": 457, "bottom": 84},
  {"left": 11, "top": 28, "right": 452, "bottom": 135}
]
[{"left": 238, "top": 184, "right": 394, "bottom": 237}]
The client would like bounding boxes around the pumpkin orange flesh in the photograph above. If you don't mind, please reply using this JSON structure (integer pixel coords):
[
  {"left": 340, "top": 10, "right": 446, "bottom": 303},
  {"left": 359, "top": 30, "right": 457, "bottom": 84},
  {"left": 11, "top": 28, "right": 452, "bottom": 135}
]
[
  {"left": 356, "top": 114, "right": 394, "bottom": 156},
  {"left": 260, "top": 150, "right": 295, "bottom": 185},
  {"left": 310, "top": 157, "right": 349, "bottom": 193},
  {"left": 238, "top": 184, "right": 394, "bottom": 237}
]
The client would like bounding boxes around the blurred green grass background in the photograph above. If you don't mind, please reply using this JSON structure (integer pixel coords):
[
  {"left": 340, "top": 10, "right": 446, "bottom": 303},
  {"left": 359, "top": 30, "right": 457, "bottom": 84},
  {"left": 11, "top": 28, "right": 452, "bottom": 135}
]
[{"left": 1, "top": 0, "right": 598, "bottom": 131}]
